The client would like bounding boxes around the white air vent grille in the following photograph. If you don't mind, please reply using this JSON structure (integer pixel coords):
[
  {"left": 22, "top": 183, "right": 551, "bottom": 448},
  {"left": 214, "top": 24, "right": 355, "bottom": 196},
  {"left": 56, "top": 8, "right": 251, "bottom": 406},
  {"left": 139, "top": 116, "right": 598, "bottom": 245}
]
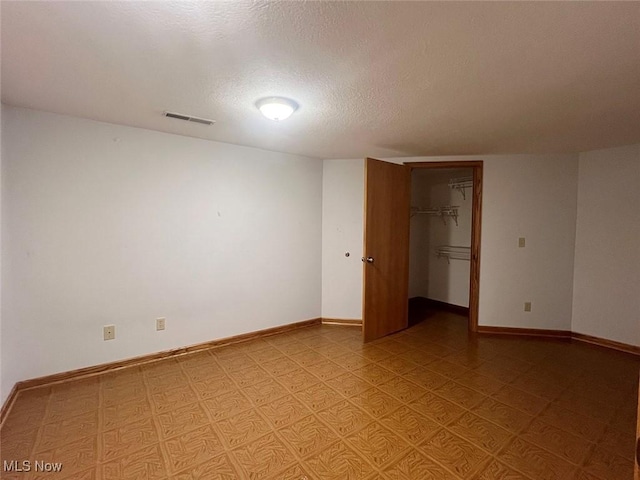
[{"left": 163, "top": 111, "right": 215, "bottom": 126}]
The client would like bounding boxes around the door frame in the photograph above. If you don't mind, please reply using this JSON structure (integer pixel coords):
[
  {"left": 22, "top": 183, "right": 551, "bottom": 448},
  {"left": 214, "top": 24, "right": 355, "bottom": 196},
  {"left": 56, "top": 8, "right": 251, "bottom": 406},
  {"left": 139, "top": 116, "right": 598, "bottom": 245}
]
[{"left": 404, "top": 161, "right": 483, "bottom": 332}]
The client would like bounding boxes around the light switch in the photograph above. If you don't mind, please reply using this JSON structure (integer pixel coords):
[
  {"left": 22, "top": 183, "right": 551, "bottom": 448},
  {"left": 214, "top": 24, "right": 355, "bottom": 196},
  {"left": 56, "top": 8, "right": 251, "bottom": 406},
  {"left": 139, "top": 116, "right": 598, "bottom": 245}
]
[{"left": 518, "top": 237, "right": 526, "bottom": 248}]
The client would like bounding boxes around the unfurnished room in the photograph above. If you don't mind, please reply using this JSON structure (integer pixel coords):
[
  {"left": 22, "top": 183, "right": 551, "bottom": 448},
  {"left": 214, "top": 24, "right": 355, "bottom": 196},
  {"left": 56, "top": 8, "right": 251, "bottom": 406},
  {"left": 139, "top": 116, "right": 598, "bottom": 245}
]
[{"left": 0, "top": 1, "right": 639, "bottom": 479}]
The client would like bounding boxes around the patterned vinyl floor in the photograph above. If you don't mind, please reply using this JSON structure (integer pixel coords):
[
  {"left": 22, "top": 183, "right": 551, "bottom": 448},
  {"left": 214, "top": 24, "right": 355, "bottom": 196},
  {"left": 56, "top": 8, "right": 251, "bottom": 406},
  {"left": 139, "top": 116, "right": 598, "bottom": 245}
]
[{"left": 1, "top": 310, "right": 638, "bottom": 479}]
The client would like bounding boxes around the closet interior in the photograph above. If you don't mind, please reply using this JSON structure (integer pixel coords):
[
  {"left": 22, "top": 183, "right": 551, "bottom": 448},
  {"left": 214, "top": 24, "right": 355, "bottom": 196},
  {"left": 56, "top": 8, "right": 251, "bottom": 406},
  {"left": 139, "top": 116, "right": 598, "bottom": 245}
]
[{"left": 408, "top": 167, "right": 473, "bottom": 326}]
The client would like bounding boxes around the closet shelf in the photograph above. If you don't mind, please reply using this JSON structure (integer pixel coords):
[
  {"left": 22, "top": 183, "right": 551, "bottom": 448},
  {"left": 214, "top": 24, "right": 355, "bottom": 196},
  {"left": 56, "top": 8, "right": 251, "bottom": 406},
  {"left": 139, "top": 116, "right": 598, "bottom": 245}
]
[
  {"left": 448, "top": 176, "right": 473, "bottom": 200},
  {"left": 435, "top": 245, "right": 471, "bottom": 264},
  {"left": 410, "top": 206, "right": 459, "bottom": 226}
]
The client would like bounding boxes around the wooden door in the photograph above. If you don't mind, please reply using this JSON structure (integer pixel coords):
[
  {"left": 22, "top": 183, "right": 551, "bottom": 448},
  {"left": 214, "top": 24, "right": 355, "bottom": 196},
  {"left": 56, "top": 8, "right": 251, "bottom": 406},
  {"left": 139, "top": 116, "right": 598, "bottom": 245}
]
[{"left": 362, "top": 158, "right": 411, "bottom": 342}]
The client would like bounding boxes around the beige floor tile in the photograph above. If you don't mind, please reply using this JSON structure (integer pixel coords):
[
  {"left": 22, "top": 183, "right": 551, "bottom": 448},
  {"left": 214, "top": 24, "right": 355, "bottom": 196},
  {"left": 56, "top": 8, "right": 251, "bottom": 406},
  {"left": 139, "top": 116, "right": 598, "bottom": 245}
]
[
  {"left": 144, "top": 370, "right": 190, "bottom": 395},
  {"left": 581, "top": 444, "right": 635, "bottom": 480},
  {"left": 418, "top": 428, "right": 490, "bottom": 478},
  {"left": 490, "top": 384, "right": 549, "bottom": 416},
  {"left": 34, "top": 434, "right": 99, "bottom": 478},
  {"left": 454, "top": 370, "right": 505, "bottom": 396},
  {"left": 426, "top": 359, "right": 470, "bottom": 380},
  {"left": 372, "top": 339, "right": 409, "bottom": 355},
  {"left": 101, "top": 377, "right": 148, "bottom": 407},
  {"left": 332, "top": 351, "right": 373, "bottom": 370},
  {"left": 474, "top": 459, "right": 533, "bottom": 479},
  {"left": 303, "top": 440, "right": 375, "bottom": 479},
  {"left": 473, "top": 397, "right": 534, "bottom": 433},
  {"left": 245, "top": 345, "right": 286, "bottom": 364},
  {"left": 2, "top": 313, "right": 637, "bottom": 480},
  {"left": 448, "top": 411, "right": 513, "bottom": 454},
  {"left": 382, "top": 448, "right": 460, "bottom": 479},
  {"left": 289, "top": 349, "right": 327, "bottom": 368},
  {"left": 149, "top": 385, "right": 199, "bottom": 414},
  {"left": 162, "top": 425, "right": 225, "bottom": 474},
  {"left": 100, "top": 416, "right": 159, "bottom": 462},
  {"left": 36, "top": 410, "right": 99, "bottom": 451},
  {"left": 381, "top": 356, "right": 421, "bottom": 375},
  {"left": 510, "top": 372, "right": 566, "bottom": 399},
  {"left": 190, "top": 374, "right": 237, "bottom": 401},
  {"left": 537, "top": 403, "right": 608, "bottom": 440},
  {"left": 498, "top": 437, "right": 577, "bottom": 480},
  {"left": 276, "top": 367, "right": 321, "bottom": 393},
  {"left": 260, "top": 357, "right": 300, "bottom": 377},
  {"left": 519, "top": 418, "right": 593, "bottom": 465},
  {"left": 344, "top": 421, "right": 411, "bottom": 469},
  {"left": 214, "top": 408, "right": 272, "bottom": 449},
  {"left": 571, "top": 469, "right": 605, "bottom": 480},
  {"left": 377, "top": 376, "right": 427, "bottom": 403},
  {"left": 0, "top": 426, "right": 39, "bottom": 461},
  {"left": 173, "top": 453, "right": 241, "bottom": 479},
  {"left": 101, "top": 444, "right": 166, "bottom": 480},
  {"left": 308, "top": 359, "right": 349, "bottom": 382},
  {"left": 294, "top": 382, "right": 342, "bottom": 411},
  {"left": 408, "top": 391, "right": 466, "bottom": 426},
  {"left": 402, "top": 366, "right": 449, "bottom": 390},
  {"left": 349, "top": 387, "right": 404, "bottom": 418},
  {"left": 241, "top": 377, "right": 289, "bottom": 406},
  {"left": 317, "top": 399, "right": 375, "bottom": 437},
  {"left": 433, "top": 380, "right": 487, "bottom": 409},
  {"left": 154, "top": 402, "right": 210, "bottom": 440},
  {"left": 311, "top": 342, "right": 352, "bottom": 358},
  {"left": 230, "top": 363, "right": 269, "bottom": 388},
  {"left": 275, "top": 341, "right": 310, "bottom": 357},
  {"left": 352, "top": 363, "right": 398, "bottom": 385},
  {"left": 378, "top": 405, "right": 440, "bottom": 446},
  {"left": 215, "top": 353, "right": 257, "bottom": 373},
  {"left": 257, "top": 394, "right": 312, "bottom": 429},
  {"left": 396, "top": 347, "right": 439, "bottom": 366},
  {"left": 360, "top": 343, "right": 394, "bottom": 363},
  {"left": 279, "top": 414, "right": 339, "bottom": 458},
  {"left": 325, "top": 372, "right": 373, "bottom": 397},
  {"left": 597, "top": 425, "right": 636, "bottom": 461},
  {"left": 201, "top": 390, "right": 253, "bottom": 422}
]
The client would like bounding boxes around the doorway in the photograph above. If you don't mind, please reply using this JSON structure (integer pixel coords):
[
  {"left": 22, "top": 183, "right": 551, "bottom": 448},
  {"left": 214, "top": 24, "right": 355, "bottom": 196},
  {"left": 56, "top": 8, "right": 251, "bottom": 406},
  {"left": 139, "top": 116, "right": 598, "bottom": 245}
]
[
  {"left": 408, "top": 165, "right": 475, "bottom": 329},
  {"left": 362, "top": 159, "right": 482, "bottom": 342},
  {"left": 405, "top": 160, "right": 483, "bottom": 332}
]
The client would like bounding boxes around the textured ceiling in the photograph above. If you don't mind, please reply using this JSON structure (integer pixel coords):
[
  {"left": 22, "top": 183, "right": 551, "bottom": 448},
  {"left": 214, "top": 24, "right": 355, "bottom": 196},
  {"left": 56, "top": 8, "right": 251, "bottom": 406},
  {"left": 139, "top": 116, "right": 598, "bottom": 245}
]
[{"left": 2, "top": 1, "right": 640, "bottom": 159}]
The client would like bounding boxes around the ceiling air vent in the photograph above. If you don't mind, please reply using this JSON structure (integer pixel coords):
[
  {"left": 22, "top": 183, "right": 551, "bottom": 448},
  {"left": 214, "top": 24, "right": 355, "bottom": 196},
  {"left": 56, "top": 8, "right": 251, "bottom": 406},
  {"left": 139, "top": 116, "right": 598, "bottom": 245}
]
[{"left": 163, "top": 111, "right": 215, "bottom": 126}]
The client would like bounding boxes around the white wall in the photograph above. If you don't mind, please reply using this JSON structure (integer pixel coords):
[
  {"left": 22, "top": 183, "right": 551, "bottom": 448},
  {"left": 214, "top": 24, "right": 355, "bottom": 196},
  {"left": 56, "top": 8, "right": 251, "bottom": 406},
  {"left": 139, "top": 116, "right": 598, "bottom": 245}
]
[
  {"left": 322, "top": 154, "right": 579, "bottom": 331},
  {"left": 572, "top": 145, "right": 640, "bottom": 346},
  {"left": 1, "top": 106, "right": 322, "bottom": 404},
  {"left": 321, "top": 159, "right": 364, "bottom": 319},
  {"left": 409, "top": 169, "right": 472, "bottom": 306},
  {"left": 477, "top": 155, "right": 578, "bottom": 330}
]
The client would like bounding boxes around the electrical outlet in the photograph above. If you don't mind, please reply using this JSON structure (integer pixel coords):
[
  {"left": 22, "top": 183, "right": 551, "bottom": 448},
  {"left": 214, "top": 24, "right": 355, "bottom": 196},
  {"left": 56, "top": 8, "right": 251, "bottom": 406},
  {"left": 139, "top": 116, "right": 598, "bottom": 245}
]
[
  {"left": 156, "top": 317, "right": 166, "bottom": 331},
  {"left": 518, "top": 237, "right": 526, "bottom": 248},
  {"left": 524, "top": 302, "right": 532, "bottom": 312},
  {"left": 103, "top": 325, "right": 115, "bottom": 341}
]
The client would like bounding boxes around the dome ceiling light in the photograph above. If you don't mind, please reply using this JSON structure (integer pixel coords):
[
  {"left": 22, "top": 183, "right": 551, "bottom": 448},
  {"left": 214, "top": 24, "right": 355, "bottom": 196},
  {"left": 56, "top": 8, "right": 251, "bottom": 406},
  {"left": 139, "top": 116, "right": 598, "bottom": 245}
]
[{"left": 256, "top": 97, "right": 299, "bottom": 121}]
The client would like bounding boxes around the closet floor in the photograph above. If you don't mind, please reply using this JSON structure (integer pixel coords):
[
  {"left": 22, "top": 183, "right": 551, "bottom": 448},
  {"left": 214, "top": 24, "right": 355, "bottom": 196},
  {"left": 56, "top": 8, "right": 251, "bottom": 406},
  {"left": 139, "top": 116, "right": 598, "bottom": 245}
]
[{"left": 1, "top": 312, "right": 638, "bottom": 479}]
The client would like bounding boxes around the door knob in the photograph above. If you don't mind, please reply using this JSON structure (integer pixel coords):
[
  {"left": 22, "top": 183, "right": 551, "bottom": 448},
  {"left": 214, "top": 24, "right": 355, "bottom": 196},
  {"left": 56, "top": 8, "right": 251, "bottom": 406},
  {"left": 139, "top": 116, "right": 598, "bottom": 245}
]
[{"left": 361, "top": 257, "right": 374, "bottom": 263}]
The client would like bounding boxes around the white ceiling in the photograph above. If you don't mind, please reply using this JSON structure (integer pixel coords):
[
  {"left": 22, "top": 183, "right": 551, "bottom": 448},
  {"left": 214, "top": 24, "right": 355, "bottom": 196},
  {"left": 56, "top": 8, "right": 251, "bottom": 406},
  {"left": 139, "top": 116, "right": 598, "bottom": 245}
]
[{"left": 2, "top": 1, "right": 639, "bottom": 159}]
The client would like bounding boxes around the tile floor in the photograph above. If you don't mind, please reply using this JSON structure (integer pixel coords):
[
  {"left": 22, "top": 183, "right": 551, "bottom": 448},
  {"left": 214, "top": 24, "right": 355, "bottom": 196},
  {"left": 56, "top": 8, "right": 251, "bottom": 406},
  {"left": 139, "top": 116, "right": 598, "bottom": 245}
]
[{"left": 1, "top": 311, "right": 638, "bottom": 479}]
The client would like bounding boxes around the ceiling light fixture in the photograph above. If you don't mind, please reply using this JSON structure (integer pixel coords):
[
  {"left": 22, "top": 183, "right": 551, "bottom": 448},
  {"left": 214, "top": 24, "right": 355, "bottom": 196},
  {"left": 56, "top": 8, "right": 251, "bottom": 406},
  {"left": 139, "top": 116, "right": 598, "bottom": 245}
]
[{"left": 256, "top": 97, "right": 298, "bottom": 121}]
